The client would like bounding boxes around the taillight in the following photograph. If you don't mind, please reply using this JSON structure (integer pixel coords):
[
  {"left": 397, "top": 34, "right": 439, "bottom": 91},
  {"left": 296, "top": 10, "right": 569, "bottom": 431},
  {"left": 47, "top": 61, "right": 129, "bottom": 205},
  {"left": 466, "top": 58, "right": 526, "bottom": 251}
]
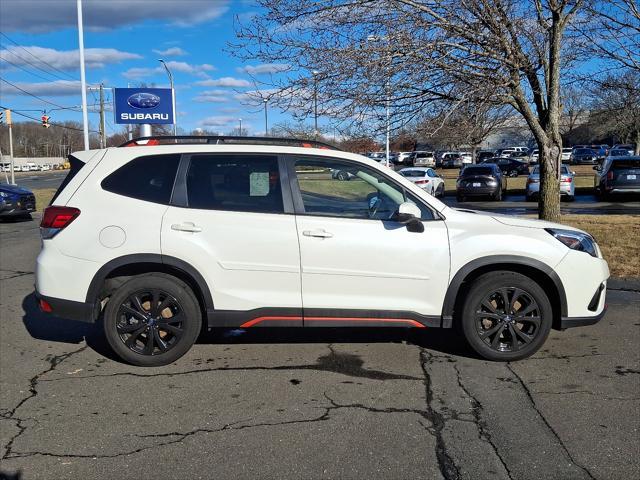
[
  {"left": 561, "top": 177, "right": 572, "bottom": 183},
  {"left": 40, "top": 206, "right": 80, "bottom": 239},
  {"left": 415, "top": 179, "right": 430, "bottom": 185},
  {"left": 607, "top": 171, "right": 614, "bottom": 180}
]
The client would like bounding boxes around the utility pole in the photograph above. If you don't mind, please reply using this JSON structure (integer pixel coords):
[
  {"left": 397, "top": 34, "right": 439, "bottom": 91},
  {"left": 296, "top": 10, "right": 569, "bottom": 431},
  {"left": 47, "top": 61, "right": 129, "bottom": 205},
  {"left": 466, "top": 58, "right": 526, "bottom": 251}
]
[
  {"left": 99, "top": 83, "right": 106, "bottom": 148},
  {"left": 239, "top": 118, "right": 242, "bottom": 136},
  {"left": 312, "top": 70, "right": 319, "bottom": 139},
  {"left": 263, "top": 98, "right": 268, "bottom": 136}
]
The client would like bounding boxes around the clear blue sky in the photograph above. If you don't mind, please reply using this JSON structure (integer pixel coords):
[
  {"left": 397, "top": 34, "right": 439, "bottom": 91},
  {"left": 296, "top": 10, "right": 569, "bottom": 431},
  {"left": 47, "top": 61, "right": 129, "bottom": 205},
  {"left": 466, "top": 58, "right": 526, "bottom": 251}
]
[{"left": 0, "top": 0, "right": 303, "bottom": 136}]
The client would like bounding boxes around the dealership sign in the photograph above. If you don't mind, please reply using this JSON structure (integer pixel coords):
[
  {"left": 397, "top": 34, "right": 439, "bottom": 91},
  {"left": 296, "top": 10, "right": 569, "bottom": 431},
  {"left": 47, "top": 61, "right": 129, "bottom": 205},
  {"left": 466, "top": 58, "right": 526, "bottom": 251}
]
[{"left": 113, "top": 88, "right": 174, "bottom": 124}]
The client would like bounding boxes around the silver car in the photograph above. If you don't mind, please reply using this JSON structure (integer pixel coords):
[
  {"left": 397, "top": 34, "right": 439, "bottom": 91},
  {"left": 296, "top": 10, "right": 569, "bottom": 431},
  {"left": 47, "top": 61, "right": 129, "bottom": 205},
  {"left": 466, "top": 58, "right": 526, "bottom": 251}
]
[{"left": 526, "top": 165, "right": 575, "bottom": 201}]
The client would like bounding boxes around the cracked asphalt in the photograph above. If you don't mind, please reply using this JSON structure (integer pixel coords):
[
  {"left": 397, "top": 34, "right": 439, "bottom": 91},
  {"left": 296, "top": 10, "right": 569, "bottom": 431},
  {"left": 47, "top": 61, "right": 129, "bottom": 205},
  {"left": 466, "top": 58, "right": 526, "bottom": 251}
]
[{"left": 1, "top": 216, "right": 639, "bottom": 480}]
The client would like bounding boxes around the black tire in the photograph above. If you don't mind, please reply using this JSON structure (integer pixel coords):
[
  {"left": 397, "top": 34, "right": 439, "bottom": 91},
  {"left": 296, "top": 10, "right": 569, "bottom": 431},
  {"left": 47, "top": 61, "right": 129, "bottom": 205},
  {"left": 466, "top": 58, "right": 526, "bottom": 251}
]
[
  {"left": 494, "top": 188, "right": 503, "bottom": 201},
  {"left": 436, "top": 183, "right": 445, "bottom": 198},
  {"left": 459, "top": 271, "right": 552, "bottom": 361},
  {"left": 103, "top": 273, "right": 202, "bottom": 367}
]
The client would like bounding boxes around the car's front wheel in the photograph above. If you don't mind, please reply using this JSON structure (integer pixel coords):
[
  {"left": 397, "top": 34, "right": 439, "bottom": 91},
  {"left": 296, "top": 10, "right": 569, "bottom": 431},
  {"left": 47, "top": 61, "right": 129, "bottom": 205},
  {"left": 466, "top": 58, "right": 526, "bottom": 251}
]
[
  {"left": 459, "top": 271, "right": 552, "bottom": 361},
  {"left": 103, "top": 273, "right": 202, "bottom": 366}
]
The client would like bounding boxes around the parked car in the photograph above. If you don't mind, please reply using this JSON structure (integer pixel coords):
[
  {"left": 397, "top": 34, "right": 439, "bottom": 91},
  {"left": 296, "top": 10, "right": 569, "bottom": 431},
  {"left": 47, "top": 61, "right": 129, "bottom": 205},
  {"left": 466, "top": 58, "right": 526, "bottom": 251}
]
[
  {"left": 460, "top": 152, "right": 473, "bottom": 164},
  {"left": 399, "top": 167, "right": 445, "bottom": 197},
  {"left": 456, "top": 164, "right": 506, "bottom": 201},
  {"left": 594, "top": 156, "right": 640, "bottom": 198},
  {"left": 0, "top": 183, "right": 36, "bottom": 219},
  {"left": 526, "top": 165, "right": 575, "bottom": 202},
  {"left": 607, "top": 148, "right": 633, "bottom": 159},
  {"left": 396, "top": 152, "right": 414, "bottom": 166},
  {"left": 529, "top": 149, "right": 540, "bottom": 163},
  {"left": 561, "top": 148, "right": 572, "bottom": 163},
  {"left": 480, "top": 157, "right": 530, "bottom": 177},
  {"left": 35, "top": 135, "right": 609, "bottom": 366},
  {"left": 412, "top": 151, "right": 436, "bottom": 167},
  {"left": 441, "top": 152, "right": 464, "bottom": 168},
  {"left": 1, "top": 163, "right": 11, "bottom": 172},
  {"left": 27, "top": 162, "right": 39, "bottom": 171},
  {"left": 476, "top": 150, "right": 495, "bottom": 162},
  {"left": 570, "top": 148, "right": 598, "bottom": 165},
  {"left": 40, "top": 164, "right": 51, "bottom": 171},
  {"left": 20, "top": 165, "right": 30, "bottom": 172},
  {"left": 611, "top": 144, "right": 635, "bottom": 156}
]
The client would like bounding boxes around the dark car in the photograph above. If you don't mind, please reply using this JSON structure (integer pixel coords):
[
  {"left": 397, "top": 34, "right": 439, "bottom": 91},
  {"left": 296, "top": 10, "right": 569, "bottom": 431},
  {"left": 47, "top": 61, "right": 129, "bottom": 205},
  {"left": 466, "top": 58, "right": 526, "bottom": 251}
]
[
  {"left": 594, "top": 156, "right": 640, "bottom": 198},
  {"left": 570, "top": 148, "right": 598, "bottom": 164},
  {"left": 0, "top": 183, "right": 36, "bottom": 219},
  {"left": 476, "top": 150, "right": 495, "bottom": 162},
  {"left": 480, "top": 157, "right": 530, "bottom": 177},
  {"left": 456, "top": 164, "right": 506, "bottom": 202}
]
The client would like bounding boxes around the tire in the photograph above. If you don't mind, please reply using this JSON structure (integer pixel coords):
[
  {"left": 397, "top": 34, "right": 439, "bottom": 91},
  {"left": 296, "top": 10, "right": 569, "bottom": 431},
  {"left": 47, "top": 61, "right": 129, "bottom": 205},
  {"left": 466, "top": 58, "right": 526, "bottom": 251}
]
[
  {"left": 436, "top": 183, "right": 445, "bottom": 198},
  {"left": 103, "top": 273, "right": 202, "bottom": 367},
  {"left": 459, "top": 271, "right": 552, "bottom": 361},
  {"left": 337, "top": 171, "right": 350, "bottom": 181},
  {"left": 494, "top": 188, "right": 502, "bottom": 201}
]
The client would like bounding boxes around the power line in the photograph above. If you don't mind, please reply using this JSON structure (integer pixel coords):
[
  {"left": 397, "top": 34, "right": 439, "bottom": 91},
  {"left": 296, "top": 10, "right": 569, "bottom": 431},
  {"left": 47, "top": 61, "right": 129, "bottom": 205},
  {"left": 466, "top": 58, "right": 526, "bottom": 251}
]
[
  {"left": 0, "top": 104, "right": 99, "bottom": 133},
  {"left": 0, "top": 76, "right": 82, "bottom": 111},
  {"left": 0, "top": 32, "right": 77, "bottom": 81},
  {"left": 0, "top": 56, "right": 57, "bottom": 82}
]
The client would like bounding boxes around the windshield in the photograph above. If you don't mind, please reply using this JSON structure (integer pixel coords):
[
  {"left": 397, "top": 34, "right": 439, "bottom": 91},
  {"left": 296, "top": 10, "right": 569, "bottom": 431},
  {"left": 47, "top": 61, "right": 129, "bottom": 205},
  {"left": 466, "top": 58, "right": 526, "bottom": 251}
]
[{"left": 609, "top": 150, "right": 628, "bottom": 156}]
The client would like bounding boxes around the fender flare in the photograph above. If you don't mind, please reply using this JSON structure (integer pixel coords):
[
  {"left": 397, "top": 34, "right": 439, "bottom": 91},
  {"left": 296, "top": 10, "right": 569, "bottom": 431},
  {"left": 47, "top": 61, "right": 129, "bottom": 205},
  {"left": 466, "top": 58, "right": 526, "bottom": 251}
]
[
  {"left": 85, "top": 253, "right": 214, "bottom": 314},
  {"left": 441, "top": 255, "right": 567, "bottom": 326}
]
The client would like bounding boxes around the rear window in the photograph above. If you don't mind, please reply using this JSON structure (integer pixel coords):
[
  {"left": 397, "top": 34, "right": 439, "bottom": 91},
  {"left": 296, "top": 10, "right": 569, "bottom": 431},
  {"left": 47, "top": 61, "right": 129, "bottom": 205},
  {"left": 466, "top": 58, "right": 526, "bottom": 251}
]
[
  {"left": 400, "top": 170, "right": 426, "bottom": 177},
  {"left": 462, "top": 166, "right": 494, "bottom": 176},
  {"left": 574, "top": 149, "right": 595, "bottom": 155},
  {"left": 186, "top": 154, "right": 283, "bottom": 213},
  {"left": 50, "top": 155, "right": 84, "bottom": 205},
  {"left": 101, "top": 154, "right": 180, "bottom": 204},
  {"left": 611, "top": 159, "right": 640, "bottom": 170}
]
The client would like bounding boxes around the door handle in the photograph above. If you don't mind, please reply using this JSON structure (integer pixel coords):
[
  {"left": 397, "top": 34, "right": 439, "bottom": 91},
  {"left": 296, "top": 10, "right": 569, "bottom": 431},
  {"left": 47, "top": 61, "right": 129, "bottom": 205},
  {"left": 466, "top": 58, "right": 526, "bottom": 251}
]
[
  {"left": 171, "top": 222, "right": 202, "bottom": 233},
  {"left": 302, "top": 229, "right": 333, "bottom": 238}
]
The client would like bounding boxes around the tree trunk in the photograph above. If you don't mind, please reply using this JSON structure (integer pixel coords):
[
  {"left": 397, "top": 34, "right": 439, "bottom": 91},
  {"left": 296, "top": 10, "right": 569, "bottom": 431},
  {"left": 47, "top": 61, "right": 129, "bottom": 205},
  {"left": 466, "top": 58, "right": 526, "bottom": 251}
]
[{"left": 538, "top": 141, "right": 562, "bottom": 222}]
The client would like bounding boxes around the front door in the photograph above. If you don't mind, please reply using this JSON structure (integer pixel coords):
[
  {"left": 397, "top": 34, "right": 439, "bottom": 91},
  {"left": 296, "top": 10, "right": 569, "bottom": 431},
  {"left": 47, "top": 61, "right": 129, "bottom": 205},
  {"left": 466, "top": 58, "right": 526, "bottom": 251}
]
[
  {"left": 161, "top": 153, "right": 302, "bottom": 327},
  {"left": 289, "top": 156, "right": 450, "bottom": 328}
]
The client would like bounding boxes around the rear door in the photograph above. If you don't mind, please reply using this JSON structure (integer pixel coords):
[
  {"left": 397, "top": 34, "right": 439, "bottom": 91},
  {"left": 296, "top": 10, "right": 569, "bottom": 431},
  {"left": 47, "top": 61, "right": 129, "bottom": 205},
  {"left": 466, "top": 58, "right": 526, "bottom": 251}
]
[
  {"left": 289, "top": 155, "right": 450, "bottom": 327},
  {"left": 161, "top": 153, "right": 302, "bottom": 327}
]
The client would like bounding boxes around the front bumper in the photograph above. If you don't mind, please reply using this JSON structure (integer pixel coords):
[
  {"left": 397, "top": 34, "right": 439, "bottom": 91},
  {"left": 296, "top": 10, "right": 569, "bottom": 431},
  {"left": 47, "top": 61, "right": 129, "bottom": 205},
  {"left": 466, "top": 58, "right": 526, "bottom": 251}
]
[
  {"left": 560, "top": 305, "right": 607, "bottom": 329},
  {"left": 0, "top": 198, "right": 36, "bottom": 217}
]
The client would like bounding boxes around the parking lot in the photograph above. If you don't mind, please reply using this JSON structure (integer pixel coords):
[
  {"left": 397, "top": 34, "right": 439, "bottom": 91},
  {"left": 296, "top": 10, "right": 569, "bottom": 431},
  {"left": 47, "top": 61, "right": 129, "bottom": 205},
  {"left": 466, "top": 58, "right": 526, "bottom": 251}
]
[{"left": 1, "top": 192, "right": 639, "bottom": 479}]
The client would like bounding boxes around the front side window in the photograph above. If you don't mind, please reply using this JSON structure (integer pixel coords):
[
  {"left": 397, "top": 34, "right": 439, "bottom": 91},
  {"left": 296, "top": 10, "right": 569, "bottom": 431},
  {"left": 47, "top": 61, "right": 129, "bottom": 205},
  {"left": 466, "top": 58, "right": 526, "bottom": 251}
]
[
  {"left": 101, "top": 154, "right": 181, "bottom": 204},
  {"left": 294, "top": 158, "right": 434, "bottom": 221},
  {"left": 186, "top": 154, "right": 283, "bottom": 213}
]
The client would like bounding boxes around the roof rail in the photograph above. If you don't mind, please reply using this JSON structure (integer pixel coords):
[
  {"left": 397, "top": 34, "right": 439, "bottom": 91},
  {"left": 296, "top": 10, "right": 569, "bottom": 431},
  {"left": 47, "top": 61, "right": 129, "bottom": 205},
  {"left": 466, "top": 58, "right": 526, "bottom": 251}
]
[{"left": 119, "top": 135, "right": 340, "bottom": 150}]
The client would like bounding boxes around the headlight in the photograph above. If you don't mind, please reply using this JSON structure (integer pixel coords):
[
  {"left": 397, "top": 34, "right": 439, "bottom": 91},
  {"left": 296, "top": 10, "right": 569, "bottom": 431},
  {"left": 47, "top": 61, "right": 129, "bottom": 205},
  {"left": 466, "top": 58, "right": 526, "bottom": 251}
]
[
  {"left": 546, "top": 228, "right": 598, "bottom": 257},
  {"left": 0, "top": 192, "right": 8, "bottom": 198}
]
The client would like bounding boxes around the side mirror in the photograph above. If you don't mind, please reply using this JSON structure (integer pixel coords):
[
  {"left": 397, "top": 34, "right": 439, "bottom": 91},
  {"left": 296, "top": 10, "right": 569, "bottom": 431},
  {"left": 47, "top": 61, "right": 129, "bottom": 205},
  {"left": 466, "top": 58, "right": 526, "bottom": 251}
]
[{"left": 395, "top": 202, "right": 424, "bottom": 233}]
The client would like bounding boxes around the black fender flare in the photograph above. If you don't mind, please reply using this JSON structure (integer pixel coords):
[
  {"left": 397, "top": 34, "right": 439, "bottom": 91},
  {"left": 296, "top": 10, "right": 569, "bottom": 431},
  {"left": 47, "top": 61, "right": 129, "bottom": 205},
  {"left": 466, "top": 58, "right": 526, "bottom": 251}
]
[
  {"left": 441, "top": 255, "right": 567, "bottom": 327},
  {"left": 85, "top": 253, "right": 214, "bottom": 317}
]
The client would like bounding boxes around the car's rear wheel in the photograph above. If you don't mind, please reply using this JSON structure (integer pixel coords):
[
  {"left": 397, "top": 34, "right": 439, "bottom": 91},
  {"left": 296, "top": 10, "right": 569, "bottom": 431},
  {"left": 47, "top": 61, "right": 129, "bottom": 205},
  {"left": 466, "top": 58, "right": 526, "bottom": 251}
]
[
  {"left": 494, "top": 188, "right": 503, "bottom": 201},
  {"left": 103, "top": 273, "right": 202, "bottom": 367},
  {"left": 459, "top": 271, "right": 552, "bottom": 361}
]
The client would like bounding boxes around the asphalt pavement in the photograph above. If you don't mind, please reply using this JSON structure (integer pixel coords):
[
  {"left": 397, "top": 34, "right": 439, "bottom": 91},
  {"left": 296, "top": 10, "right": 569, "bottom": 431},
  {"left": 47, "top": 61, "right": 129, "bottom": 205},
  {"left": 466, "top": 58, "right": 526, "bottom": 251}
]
[{"left": 0, "top": 215, "right": 638, "bottom": 480}]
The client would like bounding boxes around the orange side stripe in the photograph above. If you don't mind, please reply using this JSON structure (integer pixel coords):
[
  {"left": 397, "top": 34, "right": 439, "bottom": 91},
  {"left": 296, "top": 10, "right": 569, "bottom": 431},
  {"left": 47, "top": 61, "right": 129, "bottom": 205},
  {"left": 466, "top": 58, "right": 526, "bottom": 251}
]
[{"left": 240, "top": 316, "right": 303, "bottom": 328}]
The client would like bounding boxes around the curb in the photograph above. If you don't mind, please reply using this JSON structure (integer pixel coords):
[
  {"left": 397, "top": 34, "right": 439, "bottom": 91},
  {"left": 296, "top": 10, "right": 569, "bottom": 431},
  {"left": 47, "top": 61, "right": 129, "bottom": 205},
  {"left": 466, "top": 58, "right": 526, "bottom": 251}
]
[{"left": 608, "top": 277, "right": 640, "bottom": 292}]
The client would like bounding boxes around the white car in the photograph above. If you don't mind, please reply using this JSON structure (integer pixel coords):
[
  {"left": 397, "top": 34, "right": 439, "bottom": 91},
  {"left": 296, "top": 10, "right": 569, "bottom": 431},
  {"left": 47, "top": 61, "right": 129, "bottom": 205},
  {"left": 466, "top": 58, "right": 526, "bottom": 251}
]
[
  {"left": 561, "top": 148, "right": 572, "bottom": 163},
  {"left": 399, "top": 167, "right": 445, "bottom": 197},
  {"left": 40, "top": 164, "right": 51, "bottom": 171},
  {"left": 412, "top": 151, "right": 435, "bottom": 167},
  {"left": 20, "top": 165, "right": 30, "bottom": 172},
  {"left": 36, "top": 136, "right": 609, "bottom": 366},
  {"left": 396, "top": 152, "right": 414, "bottom": 166},
  {"left": 28, "top": 162, "right": 39, "bottom": 171},
  {"left": 526, "top": 165, "right": 575, "bottom": 201}
]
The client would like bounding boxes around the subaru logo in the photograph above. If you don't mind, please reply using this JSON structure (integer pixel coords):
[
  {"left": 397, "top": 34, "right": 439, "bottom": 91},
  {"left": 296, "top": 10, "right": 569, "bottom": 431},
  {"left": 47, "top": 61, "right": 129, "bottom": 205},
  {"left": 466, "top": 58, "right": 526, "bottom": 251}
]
[{"left": 127, "top": 92, "right": 161, "bottom": 109}]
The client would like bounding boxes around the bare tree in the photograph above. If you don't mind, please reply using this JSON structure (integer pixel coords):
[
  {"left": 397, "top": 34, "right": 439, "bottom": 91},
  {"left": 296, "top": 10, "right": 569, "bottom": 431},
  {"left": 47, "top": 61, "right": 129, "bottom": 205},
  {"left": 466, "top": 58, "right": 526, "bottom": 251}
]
[{"left": 233, "top": 0, "right": 606, "bottom": 221}]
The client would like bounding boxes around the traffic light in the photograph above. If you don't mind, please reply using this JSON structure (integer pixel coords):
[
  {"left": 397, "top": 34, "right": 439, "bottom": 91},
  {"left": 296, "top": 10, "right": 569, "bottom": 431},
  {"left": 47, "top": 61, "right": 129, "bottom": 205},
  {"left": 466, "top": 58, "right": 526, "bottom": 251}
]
[
  {"left": 0, "top": 109, "right": 12, "bottom": 126},
  {"left": 41, "top": 114, "right": 50, "bottom": 128}
]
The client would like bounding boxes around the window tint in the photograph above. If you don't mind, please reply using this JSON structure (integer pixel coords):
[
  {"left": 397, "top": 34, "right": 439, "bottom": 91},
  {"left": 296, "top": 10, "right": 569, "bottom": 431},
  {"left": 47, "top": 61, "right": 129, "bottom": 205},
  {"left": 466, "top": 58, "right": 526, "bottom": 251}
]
[
  {"left": 51, "top": 155, "right": 85, "bottom": 205},
  {"left": 462, "top": 166, "right": 494, "bottom": 176},
  {"left": 611, "top": 159, "right": 640, "bottom": 170},
  {"left": 295, "top": 158, "right": 434, "bottom": 221},
  {"left": 186, "top": 154, "right": 283, "bottom": 213},
  {"left": 400, "top": 170, "right": 426, "bottom": 178},
  {"left": 101, "top": 154, "right": 180, "bottom": 204}
]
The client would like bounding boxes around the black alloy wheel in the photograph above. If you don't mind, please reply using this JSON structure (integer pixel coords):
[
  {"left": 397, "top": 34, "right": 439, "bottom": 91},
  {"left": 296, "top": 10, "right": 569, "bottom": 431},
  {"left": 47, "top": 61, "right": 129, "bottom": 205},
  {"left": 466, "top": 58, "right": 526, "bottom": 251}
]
[
  {"left": 460, "top": 271, "right": 552, "bottom": 361},
  {"left": 103, "top": 273, "right": 202, "bottom": 366}
]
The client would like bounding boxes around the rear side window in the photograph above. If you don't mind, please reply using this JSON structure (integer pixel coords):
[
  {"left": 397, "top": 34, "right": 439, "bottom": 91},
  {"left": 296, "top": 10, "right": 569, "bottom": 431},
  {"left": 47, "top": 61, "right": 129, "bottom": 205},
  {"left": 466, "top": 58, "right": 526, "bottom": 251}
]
[
  {"left": 50, "top": 155, "right": 84, "bottom": 205},
  {"left": 611, "top": 159, "right": 640, "bottom": 170},
  {"left": 101, "top": 154, "right": 180, "bottom": 204},
  {"left": 186, "top": 154, "right": 283, "bottom": 213}
]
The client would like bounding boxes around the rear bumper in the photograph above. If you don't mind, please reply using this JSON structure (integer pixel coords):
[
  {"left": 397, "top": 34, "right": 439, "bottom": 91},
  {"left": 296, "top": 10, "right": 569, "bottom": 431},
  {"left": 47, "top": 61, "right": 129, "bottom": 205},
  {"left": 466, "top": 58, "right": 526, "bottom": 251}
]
[
  {"left": 35, "top": 290, "right": 95, "bottom": 323},
  {"left": 457, "top": 186, "right": 499, "bottom": 196},
  {"left": 560, "top": 305, "right": 607, "bottom": 329},
  {"left": 607, "top": 187, "right": 640, "bottom": 194}
]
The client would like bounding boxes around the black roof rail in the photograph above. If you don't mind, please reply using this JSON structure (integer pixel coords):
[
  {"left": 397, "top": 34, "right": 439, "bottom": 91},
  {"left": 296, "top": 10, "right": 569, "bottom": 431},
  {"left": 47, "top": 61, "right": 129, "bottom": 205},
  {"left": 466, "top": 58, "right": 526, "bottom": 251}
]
[{"left": 119, "top": 135, "right": 340, "bottom": 150}]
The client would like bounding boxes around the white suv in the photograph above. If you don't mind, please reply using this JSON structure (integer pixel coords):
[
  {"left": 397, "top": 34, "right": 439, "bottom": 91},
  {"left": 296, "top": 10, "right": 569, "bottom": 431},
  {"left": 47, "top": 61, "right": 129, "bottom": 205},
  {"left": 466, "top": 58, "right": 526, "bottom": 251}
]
[{"left": 36, "top": 136, "right": 609, "bottom": 366}]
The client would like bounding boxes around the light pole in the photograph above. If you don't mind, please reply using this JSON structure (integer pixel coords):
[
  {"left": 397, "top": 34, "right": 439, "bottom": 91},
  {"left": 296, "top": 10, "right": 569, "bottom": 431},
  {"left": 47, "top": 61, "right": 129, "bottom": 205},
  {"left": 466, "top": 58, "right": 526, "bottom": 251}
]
[
  {"left": 263, "top": 98, "right": 268, "bottom": 136},
  {"left": 158, "top": 59, "right": 177, "bottom": 136},
  {"left": 239, "top": 118, "right": 242, "bottom": 136},
  {"left": 312, "top": 70, "right": 319, "bottom": 139},
  {"left": 76, "top": 0, "right": 89, "bottom": 150}
]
